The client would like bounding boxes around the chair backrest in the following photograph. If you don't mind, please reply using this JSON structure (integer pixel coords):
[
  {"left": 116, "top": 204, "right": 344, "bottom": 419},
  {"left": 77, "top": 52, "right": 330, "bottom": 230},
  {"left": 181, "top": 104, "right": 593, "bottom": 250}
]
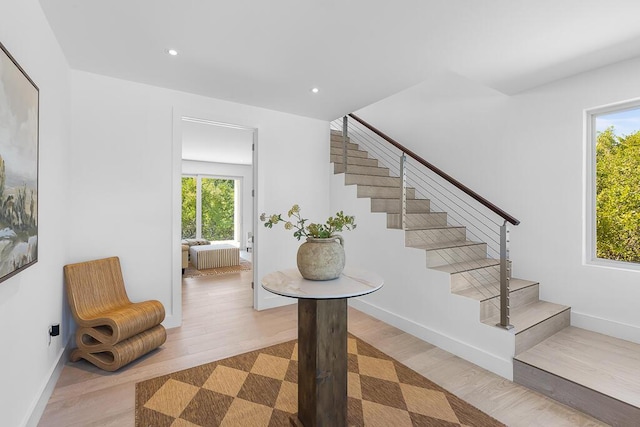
[{"left": 64, "top": 256, "right": 132, "bottom": 322}]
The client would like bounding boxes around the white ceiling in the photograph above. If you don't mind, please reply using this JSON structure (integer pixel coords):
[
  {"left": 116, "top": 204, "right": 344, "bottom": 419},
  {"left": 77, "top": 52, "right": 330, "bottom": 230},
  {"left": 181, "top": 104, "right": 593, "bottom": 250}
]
[
  {"left": 40, "top": 0, "right": 640, "bottom": 120},
  {"left": 181, "top": 119, "right": 253, "bottom": 165}
]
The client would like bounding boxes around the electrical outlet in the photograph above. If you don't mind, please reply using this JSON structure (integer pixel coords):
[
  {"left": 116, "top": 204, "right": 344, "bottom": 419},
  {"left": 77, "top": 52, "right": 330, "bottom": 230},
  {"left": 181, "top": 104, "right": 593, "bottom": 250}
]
[
  {"left": 50, "top": 324, "right": 60, "bottom": 337},
  {"left": 49, "top": 323, "right": 60, "bottom": 346}
]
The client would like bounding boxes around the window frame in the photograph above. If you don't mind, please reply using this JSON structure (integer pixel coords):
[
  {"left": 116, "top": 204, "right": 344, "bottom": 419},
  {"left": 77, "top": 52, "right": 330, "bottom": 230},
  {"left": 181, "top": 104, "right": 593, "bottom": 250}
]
[
  {"left": 584, "top": 99, "right": 640, "bottom": 271},
  {"left": 181, "top": 173, "right": 241, "bottom": 243}
]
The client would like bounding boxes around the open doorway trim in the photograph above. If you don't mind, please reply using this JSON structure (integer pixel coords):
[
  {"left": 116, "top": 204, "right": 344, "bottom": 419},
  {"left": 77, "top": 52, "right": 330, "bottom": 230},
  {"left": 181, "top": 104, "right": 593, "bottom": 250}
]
[{"left": 171, "top": 109, "right": 259, "bottom": 328}]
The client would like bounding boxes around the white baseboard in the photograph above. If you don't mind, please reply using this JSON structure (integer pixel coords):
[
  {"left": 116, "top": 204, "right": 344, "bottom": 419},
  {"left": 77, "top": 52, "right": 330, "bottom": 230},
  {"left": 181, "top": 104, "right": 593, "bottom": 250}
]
[
  {"left": 349, "top": 299, "right": 514, "bottom": 380},
  {"left": 163, "top": 313, "right": 182, "bottom": 329},
  {"left": 572, "top": 311, "right": 640, "bottom": 344},
  {"left": 24, "top": 336, "right": 72, "bottom": 427}
]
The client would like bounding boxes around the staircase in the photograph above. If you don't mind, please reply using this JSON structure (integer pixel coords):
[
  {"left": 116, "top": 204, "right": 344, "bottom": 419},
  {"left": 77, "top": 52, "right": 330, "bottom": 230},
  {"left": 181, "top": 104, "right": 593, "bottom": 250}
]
[
  {"left": 330, "top": 129, "right": 640, "bottom": 426},
  {"left": 330, "top": 129, "right": 570, "bottom": 356}
]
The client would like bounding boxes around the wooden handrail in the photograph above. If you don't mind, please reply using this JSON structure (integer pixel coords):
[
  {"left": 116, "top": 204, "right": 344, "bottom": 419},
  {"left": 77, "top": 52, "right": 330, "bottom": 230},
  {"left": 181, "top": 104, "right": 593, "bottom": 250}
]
[{"left": 348, "top": 113, "right": 520, "bottom": 226}]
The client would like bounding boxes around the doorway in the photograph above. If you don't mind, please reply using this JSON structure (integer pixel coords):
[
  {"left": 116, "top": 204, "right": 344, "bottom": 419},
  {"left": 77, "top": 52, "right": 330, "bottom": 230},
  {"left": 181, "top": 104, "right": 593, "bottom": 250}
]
[{"left": 172, "top": 113, "right": 258, "bottom": 325}]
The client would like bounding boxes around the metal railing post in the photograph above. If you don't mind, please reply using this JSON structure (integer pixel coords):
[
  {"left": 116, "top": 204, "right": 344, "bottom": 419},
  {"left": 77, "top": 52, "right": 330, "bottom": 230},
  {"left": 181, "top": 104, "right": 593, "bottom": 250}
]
[
  {"left": 342, "top": 116, "right": 348, "bottom": 174},
  {"left": 400, "top": 153, "right": 407, "bottom": 230},
  {"left": 498, "top": 221, "right": 513, "bottom": 329}
]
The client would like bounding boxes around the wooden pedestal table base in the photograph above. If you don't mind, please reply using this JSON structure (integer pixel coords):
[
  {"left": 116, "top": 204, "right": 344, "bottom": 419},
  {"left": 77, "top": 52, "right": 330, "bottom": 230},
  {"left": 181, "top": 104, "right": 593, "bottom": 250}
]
[
  {"left": 297, "top": 298, "right": 347, "bottom": 426},
  {"left": 261, "top": 268, "right": 383, "bottom": 427}
]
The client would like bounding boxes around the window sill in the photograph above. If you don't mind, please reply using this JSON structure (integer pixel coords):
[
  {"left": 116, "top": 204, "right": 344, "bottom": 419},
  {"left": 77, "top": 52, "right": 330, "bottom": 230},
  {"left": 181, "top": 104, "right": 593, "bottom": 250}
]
[{"left": 585, "top": 257, "right": 640, "bottom": 273}]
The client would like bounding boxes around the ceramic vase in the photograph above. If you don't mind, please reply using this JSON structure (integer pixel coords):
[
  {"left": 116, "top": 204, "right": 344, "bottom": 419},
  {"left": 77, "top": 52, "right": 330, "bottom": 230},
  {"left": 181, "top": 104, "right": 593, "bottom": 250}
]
[{"left": 296, "top": 235, "right": 345, "bottom": 280}]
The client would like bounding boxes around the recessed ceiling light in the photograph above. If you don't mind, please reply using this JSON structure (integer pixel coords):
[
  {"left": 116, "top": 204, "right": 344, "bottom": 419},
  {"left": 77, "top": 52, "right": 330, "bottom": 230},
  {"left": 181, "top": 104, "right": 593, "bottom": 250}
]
[
  {"left": 167, "top": 49, "right": 178, "bottom": 56},
  {"left": 311, "top": 87, "right": 319, "bottom": 94}
]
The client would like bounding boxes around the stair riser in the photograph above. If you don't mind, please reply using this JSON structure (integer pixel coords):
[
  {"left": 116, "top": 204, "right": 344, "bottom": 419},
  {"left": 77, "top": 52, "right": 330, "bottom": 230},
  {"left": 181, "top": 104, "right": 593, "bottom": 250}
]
[
  {"left": 450, "top": 265, "right": 499, "bottom": 293},
  {"left": 425, "top": 243, "right": 487, "bottom": 268},
  {"left": 330, "top": 140, "right": 359, "bottom": 150},
  {"left": 330, "top": 155, "right": 378, "bottom": 167},
  {"left": 480, "top": 283, "right": 539, "bottom": 322},
  {"left": 405, "top": 227, "right": 466, "bottom": 246},
  {"left": 514, "top": 361, "right": 640, "bottom": 426},
  {"left": 334, "top": 164, "right": 390, "bottom": 176},
  {"left": 515, "top": 309, "right": 571, "bottom": 355},
  {"left": 329, "top": 133, "right": 349, "bottom": 141},
  {"left": 346, "top": 175, "right": 401, "bottom": 187},
  {"left": 357, "top": 186, "right": 415, "bottom": 199},
  {"left": 371, "top": 199, "right": 430, "bottom": 213},
  {"left": 330, "top": 147, "right": 368, "bottom": 158},
  {"left": 387, "top": 213, "right": 448, "bottom": 229},
  {"left": 449, "top": 262, "right": 517, "bottom": 293}
]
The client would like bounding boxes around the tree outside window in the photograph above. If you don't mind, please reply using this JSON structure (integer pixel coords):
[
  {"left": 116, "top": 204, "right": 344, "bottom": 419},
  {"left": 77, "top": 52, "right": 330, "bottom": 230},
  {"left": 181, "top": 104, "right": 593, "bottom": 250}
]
[
  {"left": 181, "top": 177, "right": 196, "bottom": 239},
  {"left": 201, "top": 178, "right": 234, "bottom": 241},
  {"left": 594, "top": 107, "right": 640, "bottom": 263}
]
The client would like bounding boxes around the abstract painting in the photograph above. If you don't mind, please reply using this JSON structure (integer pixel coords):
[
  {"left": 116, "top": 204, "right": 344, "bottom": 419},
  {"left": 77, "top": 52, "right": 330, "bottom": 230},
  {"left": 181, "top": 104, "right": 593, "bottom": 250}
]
[{"left": 0, "top": 42, "right": 39, "bottom": 283}]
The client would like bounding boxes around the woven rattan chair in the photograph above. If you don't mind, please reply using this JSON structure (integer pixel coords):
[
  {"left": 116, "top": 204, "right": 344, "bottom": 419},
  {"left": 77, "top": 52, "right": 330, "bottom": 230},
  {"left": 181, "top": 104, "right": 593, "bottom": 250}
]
[{"left": 64, "top": 256, "right": 166, "bottom": 371}]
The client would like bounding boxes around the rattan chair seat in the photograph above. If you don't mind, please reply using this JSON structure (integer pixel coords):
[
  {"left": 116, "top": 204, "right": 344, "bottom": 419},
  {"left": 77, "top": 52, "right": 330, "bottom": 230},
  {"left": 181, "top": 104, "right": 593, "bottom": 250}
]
[{"left": 64, "top": 256, "right": 166, "bottom": 371}]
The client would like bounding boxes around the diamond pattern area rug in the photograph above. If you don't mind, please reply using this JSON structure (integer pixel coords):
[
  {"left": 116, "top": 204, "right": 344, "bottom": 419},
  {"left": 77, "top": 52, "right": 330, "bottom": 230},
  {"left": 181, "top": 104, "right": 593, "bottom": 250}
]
[{"left": 136, "top": 336, "right": 504, "bottom": 426}]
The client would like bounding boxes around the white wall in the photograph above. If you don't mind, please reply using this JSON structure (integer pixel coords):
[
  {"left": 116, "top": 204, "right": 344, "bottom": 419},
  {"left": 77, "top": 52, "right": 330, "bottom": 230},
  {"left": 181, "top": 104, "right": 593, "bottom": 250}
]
[
  {"left": 355, "top": 60, "right": 640, "bottom": 343},
  {"left": 182, "top": 160, "right": 253, "bottom": 250},
  {"left": 0, "top": 1, "right": 71, "bottom": 426},
  {"left": 69, "top": 70, "right": 331, "bottom": 327}
]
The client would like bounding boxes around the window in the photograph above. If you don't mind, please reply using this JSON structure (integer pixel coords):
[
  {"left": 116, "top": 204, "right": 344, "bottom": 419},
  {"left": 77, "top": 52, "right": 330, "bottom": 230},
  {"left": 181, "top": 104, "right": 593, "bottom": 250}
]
[
  {"left": 587, "top": 102, "right": 640, "bottom": 266},
  {"left": 182, "top": 175, "right": 237, "bottom": 242}
]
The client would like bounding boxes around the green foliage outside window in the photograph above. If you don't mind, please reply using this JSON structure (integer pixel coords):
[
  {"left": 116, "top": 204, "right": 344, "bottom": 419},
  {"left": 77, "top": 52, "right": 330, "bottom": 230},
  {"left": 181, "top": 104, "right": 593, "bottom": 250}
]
[
  {"left": 596, "top": 127, "right": 640, "bottom": 263},
  {"left": 181, "top": 176, "right": 235, "bottom": 241},
  {"left": 201, "top": 178, "right": 235, "bottom": 241},
  {"left": 182, "top": 177, "right": 196, "bottom": 239}
]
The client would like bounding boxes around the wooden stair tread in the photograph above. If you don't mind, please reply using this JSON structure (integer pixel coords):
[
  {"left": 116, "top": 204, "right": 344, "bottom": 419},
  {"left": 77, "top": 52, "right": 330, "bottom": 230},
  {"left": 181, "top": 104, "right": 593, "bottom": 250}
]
[
  {"left": 454, "top": 278, "right": 538, "bottom": 301},
  {"left": 345, "top": 172, "right": 395, "bottom": 178},
  {"left": 330, "top": 154, "right": 378, "bottom": 166},
  {"left": 397, "top": 212, "right": 444, "bottom": 217},
  {"left": 345, "top": 175, "right": 401, "bottom": 187},
  {"left": 404, "top": 226, "right": 446, "bottom": 231},
  {"left": 345, "top": 168, "right": 391, "bottom": 175},
  {"left": 405, "top": 224, "right": 465, "bottom": 231},
  {"left": 491, "top": 300, "right": 569, "bottom": 333},
  {"left": 371, "top": 198, "right": 431, "bottom": 214},
  {"left": 334, "top": 165, "right": 390, "bottom": 176},
  {"left": 431, "top": 258, "right": 499, "bottom": 274},
  {"left": 357, "top": 184, "right": 413, "bottom": 189},
  {"left": 358, "top": 185, "right": 416, "bottom": 200},
  {"left": 515, "top": 326, "right": 640, "bottom": 408},
  {"left": 408, "top": 240, "right": 483, "bottom": 251}
]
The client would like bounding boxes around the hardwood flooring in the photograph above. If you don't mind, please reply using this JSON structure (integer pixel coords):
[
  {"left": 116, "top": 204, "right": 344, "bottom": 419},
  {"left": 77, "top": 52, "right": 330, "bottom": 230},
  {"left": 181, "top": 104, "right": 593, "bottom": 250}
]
[{"left": 38, "top": 271, "right": 606, "bottom": 426}]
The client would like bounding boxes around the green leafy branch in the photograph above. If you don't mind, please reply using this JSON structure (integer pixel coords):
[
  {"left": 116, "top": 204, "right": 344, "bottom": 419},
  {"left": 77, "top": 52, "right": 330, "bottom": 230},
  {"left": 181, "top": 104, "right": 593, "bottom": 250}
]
[{"left": 260, "top": 204, "right": 356, "bottom": 240}]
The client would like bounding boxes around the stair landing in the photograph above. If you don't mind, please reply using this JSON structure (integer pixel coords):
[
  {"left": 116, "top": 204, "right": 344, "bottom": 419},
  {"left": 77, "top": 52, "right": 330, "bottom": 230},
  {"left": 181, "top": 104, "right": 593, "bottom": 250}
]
[{"left": 514, "top": 326, "right": 640, "bottom": 426}]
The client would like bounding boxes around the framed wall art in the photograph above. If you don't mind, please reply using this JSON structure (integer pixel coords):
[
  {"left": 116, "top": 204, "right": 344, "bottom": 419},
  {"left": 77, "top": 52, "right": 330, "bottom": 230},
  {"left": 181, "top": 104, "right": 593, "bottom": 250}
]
[{"left": 0, "top": 41, "right": 39, "bottom": 283}]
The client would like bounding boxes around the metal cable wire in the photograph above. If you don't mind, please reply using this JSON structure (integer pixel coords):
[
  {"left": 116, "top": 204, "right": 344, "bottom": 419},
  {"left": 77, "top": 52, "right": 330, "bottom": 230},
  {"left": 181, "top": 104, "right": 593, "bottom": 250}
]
[
  {"left": 344, "top": 119, "right": 503, "bottom": 228},
  {"left": 332, "top": 117, "right": 508, "bottom": 315},
  {"left": 337, "top": 119, "right": 503, "bottom": 255}
]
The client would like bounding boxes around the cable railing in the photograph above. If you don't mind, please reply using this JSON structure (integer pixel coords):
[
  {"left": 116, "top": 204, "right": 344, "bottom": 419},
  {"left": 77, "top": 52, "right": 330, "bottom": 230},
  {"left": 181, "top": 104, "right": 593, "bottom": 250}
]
[{"left": 331, "top": 114, "right": 519, "bottom": 329}]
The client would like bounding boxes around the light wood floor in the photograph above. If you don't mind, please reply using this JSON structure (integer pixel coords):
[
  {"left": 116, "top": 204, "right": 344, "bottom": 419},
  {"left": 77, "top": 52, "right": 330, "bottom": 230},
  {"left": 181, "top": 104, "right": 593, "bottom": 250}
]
[{"left": 38, "top": 271, "right": 607, "bottom": 426}]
